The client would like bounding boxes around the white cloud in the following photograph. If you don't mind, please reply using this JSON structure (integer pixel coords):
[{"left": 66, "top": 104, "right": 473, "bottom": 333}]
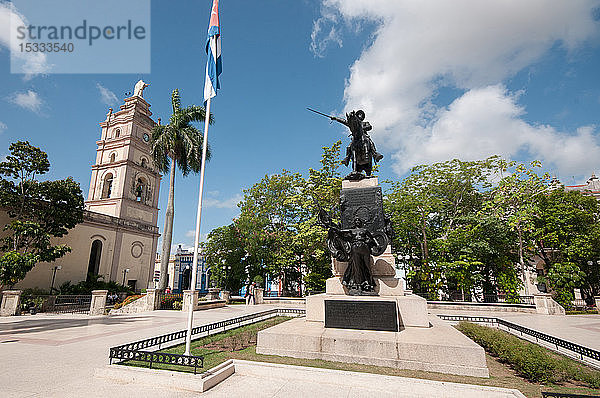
[
  {"left": 0, "top": 121, "right": 6, "bottom": 134},
  {"left": 10, "top": 90, "right": 43, "bottom": 113},
  {"left": 310, "top": 8, "right": 343, "bottom": 57},
  {"left": 96, "top": 83, "right": 118, "bottom": 106},
  {"left": 0, "top": 2, "right": 49, "bottom": 78},
  {"left": 401, "top": 85, "right": 600, "bottom": 176},
  {"left": 203, "top": 193, "right": 242, "bottom": 209},
  {"left": 314, "top": 0, "right": 600, "bottom": 175}
]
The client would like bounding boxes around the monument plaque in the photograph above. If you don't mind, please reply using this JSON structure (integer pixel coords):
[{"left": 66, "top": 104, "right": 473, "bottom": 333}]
[
  {"left": 340, "top": 186, "right": 385, "bottom": 233},
  {"left": 325, "top": 300, "right": 399, "bottom": 332}
]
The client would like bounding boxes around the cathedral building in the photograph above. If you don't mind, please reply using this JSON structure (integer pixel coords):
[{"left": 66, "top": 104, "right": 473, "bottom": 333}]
[{"left": 6, "top": 82, "right": 161, "bottom": 292}]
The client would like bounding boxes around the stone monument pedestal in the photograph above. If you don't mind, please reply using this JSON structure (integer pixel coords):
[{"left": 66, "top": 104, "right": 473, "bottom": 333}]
[
  {"left": 256, "top": 177, "right": 489, "bottom": 377},
  {"left": 258, "top": 275, "right": 489, "bottom": 377}
]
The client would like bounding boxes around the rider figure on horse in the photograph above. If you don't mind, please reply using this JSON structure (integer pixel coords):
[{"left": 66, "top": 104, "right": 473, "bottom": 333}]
[{"left": 330, "top": 110, "right": 384, "bottom": 178}]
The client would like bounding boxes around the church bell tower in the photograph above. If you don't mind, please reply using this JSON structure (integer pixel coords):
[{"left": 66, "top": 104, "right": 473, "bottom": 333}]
[{"left": 86, "top": 81, "right": 161, "bottom": 226}]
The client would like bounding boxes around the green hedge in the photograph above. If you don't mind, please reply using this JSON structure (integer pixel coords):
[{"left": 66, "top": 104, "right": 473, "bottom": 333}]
[{"left": 457, "top": 321, "right": 600, "bottom": 388}]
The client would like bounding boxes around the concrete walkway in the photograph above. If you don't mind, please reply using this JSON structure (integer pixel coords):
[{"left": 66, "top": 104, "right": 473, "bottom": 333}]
[
  {"left": 0, "top": 304, "right": 283, "bottom": 397},
  {"left": 2, "top": 304, "right": 598, "bottom": 397}
]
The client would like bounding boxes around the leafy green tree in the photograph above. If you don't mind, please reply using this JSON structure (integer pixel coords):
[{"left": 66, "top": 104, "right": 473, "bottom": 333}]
[
  {"left": 538, "top": 262, "right": 585, "bottom": 309},
  {"left": 291, "top": 141, "right": 342, "bottom": 292},
  {"left": 385, "top": 157, "right": 499, "bottom": 296},
  {"left": 236, "top": 170, "right": 304, "bottom": 294},
  {"left": 533, "top": 188, "right": 600, "bottom": 302},
  {"left": 438, "top": 214, "right": 518, "bottom": 299},
  {"left": 0, "top": 141, "right": 84, "bottom": 287},
  {"left": 204, "top": 224, "right": 247, "bottom": 292},
  {"left": 487, "top": 160, "right": 550, "bottom": 295},
  {"left": 150, "top": 89, "right": 213, "bottom": 290}
]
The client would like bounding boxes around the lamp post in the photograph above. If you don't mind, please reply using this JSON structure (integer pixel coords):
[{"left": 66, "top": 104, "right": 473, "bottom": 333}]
[
  {"left": 50, "top": 265, "right": 62, "bottom": 293},
  {"left": 122, "top": 268, "right": 130, "bottom": 286},
  {"left": 222, "top": 263, "right": 231, "bottom": 290}
]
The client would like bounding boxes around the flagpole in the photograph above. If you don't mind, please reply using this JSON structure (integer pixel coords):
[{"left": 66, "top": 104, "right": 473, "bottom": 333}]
[{"left": 184, "top": 95, "right": 212, "bottom": 356}]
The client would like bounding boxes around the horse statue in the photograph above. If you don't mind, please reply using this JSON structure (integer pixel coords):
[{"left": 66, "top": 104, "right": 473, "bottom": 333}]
[{"left": 308, "top": 108, "right": 383, "bottom": 180}]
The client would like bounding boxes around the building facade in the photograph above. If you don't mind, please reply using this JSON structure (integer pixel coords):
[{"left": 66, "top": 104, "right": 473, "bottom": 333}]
[
  {"left": 153, "top": 245, "right": 210, "bottom": 293},
  {"left": 7, "top": 82, "right": 161, "bottom": 292}
]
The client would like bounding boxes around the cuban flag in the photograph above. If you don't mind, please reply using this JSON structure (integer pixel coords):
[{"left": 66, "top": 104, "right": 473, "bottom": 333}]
[{"left": 203, "top": 0, "right": 222, "bottom": 103}]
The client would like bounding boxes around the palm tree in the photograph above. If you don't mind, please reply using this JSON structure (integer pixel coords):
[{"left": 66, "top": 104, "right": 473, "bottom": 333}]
[{"left": 150, "top": 89, "right": 214, "bottom": 290}]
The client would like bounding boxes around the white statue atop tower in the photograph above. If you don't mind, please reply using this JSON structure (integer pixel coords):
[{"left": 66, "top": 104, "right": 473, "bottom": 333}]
[{"left": 134, "top": 80, "right": 149, "bottom": 98}]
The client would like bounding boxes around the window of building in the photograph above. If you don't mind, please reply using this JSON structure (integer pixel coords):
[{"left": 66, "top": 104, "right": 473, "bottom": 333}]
[
  {"left": 114, "top": 128, "right": 121, "bottom": 138},
  {"left": 141, "top": 158, "right": 147, "bottom": 168},
  {"left": 102, "top": 173, "right": 113, "bottom": 199},
  {"left": 87, "top": 240, "right": 102, "bottom": 280},
  {"left": 110, "top": 153, "right": 116, "bottom": 163}
]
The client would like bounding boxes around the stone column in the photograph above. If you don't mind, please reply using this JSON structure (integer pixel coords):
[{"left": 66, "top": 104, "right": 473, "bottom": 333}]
[
  {"left": 0, "top": 290, "right": 22, "bottom": 316},
  {"left": 222, "top": 290, "right": 231, "bottom": 304},
  {"left": 145, "top": 289, "right": 161, "bottom": 310},
  {"left": 182, "top": 290, "right": 199, "bottom": 312},
  {"left": 208, "top": 288, "right": 220, "bottom": 301},
  {"left": 89, "top": 290, "right": 108, "bottom": 316},
  {"left": 595, "top": 296, "right": 600, "bottom": 314},
  {"left": 254, "top": 288, "right": 264, "bottom": 305}
]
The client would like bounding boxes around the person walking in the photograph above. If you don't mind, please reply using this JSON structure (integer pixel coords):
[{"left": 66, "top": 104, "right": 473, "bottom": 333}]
[
  {"left": 248, "top": 282, "right": 256, "bottom": 305},
  {"left": 245, "top": 282, "right": 252, "bottom": 305}
]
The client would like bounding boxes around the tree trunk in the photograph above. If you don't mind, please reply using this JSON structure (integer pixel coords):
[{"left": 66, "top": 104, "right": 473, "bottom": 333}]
[
  {"left": 421, "top": 208, "right": 429, "bottom": 263},
  {"left": 517, "top": 224, "right": 529, "bottom": 296},
  {"left": 159, "top": 159, "right": 176, "bottom": 290}
]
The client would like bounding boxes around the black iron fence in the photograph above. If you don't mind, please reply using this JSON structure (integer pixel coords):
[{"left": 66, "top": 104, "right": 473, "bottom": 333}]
[
  {"left": 438, "top": 315, "right": 600, "bottom": 364},
  {"left": 53, "top": 295, "right": 92, "bottom": 314},
  {"left": 414, "top": 292, "right": 535, "bottom": 306},
  {"left": 109, "top": 308, "right": 306, "bottom": 372},
  {"left": 21, "top": 294, "right": 91, "bottom": 314},
  {"left": 571, "top": 299, "right": 596, "bottom": 311},
  {"left": 157, "top": 293, "right": 183, "bottom": 310},
  {"left": 109, "top": 348, "right": 204, "bottom": 374}
]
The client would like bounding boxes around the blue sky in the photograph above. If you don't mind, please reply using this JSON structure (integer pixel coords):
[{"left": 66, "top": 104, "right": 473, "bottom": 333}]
[{"left": 1, "top": 0, "right": 600, "bottom": 253}]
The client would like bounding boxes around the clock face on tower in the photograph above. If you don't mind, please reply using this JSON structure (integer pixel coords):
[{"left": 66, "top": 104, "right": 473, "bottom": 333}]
[{"left": 143, "top": 133, "right": 150, "bottom": 142}]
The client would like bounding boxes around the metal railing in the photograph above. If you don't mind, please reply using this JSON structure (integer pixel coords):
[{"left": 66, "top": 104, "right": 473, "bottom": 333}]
[
  {"left": 438, "top": 315, "right": 600, "bottom": 363},
  {"left": 109, "top": 308, "right": 306, "bottom": 372},
  {"left": 21, "top": 294, "right": 91, "bottom": 314},
  {"left": 109, "top": 348, "right": 204, "bottom": 374},
  {"left": 157, "top": 293, "right": 183, "bottom": 310},
  {"left": 414, "top": 292, "right": 535, "bottom": 306},
  {"left": 53, "top": 295, "right": 92, "bottom": 314},
  {"left": 542, "top": 392, "right": 600, "bottom": 398},
  {"left": 571, "top": 299, "right": 596, "bottom": 311},
  {"left": 482, "top": 294, "right": 535, "bottom": 305}
]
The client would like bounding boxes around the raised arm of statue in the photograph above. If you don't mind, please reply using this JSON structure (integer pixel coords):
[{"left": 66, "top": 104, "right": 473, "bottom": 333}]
[
  {"left": 362, "top": 121, "right": 372, "bottom": 132},
  {"left": 331, "top": 116, "right": 348, "bottom": 127}
]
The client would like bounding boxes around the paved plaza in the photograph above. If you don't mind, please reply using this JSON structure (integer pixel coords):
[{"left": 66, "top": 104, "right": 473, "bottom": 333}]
[
  {"left": 1, "top": 305, "right": 599, "bottom": 397},
  {"left": 0, "top": 305, "right": 283, "bottom": 397}
]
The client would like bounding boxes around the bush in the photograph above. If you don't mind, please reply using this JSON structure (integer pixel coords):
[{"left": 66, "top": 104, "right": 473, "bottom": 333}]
[
  {"left": 253, "top": 275, "right": 264, "bottom": 287},
  {"left": 457, "top": 321, "right": 600, "bottom": 387},
  {"left": 58, "top": 274, "right": 133, "bottom": 295},
  {"left": 172, "top": 300, "right": 183, "bottom": 310},
  {"left": 113, "top": 294, "right": 143, "bottom": 309}
]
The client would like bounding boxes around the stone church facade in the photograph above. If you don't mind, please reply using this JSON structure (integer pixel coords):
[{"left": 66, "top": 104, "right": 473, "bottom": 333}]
[{"left": 6, "top": 85, "right": 161, "bottom": 292}]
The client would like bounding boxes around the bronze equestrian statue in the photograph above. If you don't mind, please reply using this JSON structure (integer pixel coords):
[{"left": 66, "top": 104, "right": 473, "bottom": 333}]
[{"left": 308, "top": 108, "right": 383, "bottom": 180}]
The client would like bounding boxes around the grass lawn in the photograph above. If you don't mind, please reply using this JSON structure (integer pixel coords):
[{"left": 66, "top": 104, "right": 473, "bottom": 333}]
[{"left": 121, "top": 317, "right": 600, "bottom": 398}]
